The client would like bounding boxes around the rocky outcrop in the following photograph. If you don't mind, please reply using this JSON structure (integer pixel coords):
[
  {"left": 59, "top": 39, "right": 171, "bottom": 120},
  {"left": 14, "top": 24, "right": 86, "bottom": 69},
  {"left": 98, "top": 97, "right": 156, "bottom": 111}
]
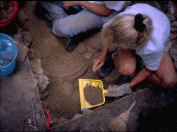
[{"left": 30, "top": 58, "right": 49, "bottom": 99}]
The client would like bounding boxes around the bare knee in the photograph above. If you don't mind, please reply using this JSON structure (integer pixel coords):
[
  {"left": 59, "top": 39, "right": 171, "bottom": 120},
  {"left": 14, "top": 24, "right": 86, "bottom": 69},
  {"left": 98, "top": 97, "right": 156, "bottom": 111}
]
[
  {"left": 161, "top": 75, "right": 177, "bottom": 89},
  {"left": 116, "top": 62, "right": 136, "bottom": 76}
]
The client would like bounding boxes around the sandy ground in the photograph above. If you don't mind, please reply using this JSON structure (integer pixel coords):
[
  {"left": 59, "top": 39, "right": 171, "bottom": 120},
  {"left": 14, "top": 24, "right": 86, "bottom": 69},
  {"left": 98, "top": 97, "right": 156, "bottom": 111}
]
[
  {"left": 1, "top": 2, "right": 177, "bottom": 129},
  {"left": 15, "top": 1, "right": 119, "bottom": 120},
  {"left": 16, "top": 1, "right": 177, "bottom": 121}
]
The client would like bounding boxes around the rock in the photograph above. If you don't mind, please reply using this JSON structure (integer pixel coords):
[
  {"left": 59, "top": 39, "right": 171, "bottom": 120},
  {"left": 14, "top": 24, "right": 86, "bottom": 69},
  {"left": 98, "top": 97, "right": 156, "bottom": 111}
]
[
  {"left": 169, "top": 48, "right": 177, "bottom": 69},
  {"left": 84, "top": 51, "right": 93, "bottom": 59},
  {"left": 166, "top": 12, "right": 176, "bottom": 22},
  {"left": 171, "top": 27, "right": 177, "bottom": 33},
  {"left": 38, "top": 74, "right": 49, "bottom": 91},
  {"left": 169, "top": 33, "right": 177, "bottom": 40},
  {"left": 61, "top": 82, "right": 73, "bottom": 95},
  {"left": 77, "top": 43, "right": 87, "bottom": 54},
  {"left": 167, "top": 41, "right": 173, "bottom": 49},
  {"left": 13, "top": 31, "right": 33, "bottom": 47},
  {"left": 172, "top": 39, "right": 177, "bottom": 50},
  {"left": 22, "top": 31, "right": 33, "bottom": 47},
  {"left": 82, "top": 108, "right": 93, "bottom": 114},
  {"left": 170, "top": 47, "right": 177, "bottom": 57},
  {"left": 171, "top": 20, "right": 177, "bottom": 27},
  {"left": 16, "top": 43, "right": 29, "bottom": 64},
  {"left": 32, "top": 74, "right": 39, "bottom": 88},
  {"left": 104, "top": 69, "right": 121, "bottom": 82},
  {"left": 72, "top": 114, "right": 83, "bottom": 120},
  {"left": 30, "top": 59, "right": 43, "bottom": 75}
]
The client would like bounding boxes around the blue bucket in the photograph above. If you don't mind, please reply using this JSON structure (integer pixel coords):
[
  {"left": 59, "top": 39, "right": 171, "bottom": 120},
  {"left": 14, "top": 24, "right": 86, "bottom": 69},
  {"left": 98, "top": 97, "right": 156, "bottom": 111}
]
[{"left": 0, "top": 33, "right": 18, "bottom": 77}]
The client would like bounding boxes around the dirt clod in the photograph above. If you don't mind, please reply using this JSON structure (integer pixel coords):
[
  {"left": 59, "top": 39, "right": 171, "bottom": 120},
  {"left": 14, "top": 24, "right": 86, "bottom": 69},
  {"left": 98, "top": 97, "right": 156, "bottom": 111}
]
[
  {"left": 0, "top": 1, "right": 13, "bottom": 22},
  {"left": 84, "top": 83, "right": 103, "bottom": 106}
]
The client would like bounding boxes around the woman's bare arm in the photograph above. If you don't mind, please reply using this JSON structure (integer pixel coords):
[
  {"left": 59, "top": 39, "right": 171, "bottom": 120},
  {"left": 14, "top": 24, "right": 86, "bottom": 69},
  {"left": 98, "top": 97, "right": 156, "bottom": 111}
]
[
  {"left": 63, "top": 1, "right": 113, "bottom": 16},
  {"left": 129, "top": 67, "right": 152, "bottom": 88}
]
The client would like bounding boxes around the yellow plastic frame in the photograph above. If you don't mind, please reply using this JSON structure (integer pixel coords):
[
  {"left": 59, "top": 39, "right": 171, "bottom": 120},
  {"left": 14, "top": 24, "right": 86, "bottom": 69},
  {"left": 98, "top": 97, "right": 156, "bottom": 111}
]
[{"left": 78, "top": 79, "right": 108, "bottom": 110}]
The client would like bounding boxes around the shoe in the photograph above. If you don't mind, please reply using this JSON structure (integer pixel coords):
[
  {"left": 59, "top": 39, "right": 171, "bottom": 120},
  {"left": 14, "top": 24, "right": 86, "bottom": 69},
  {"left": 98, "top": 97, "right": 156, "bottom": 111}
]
[
  {"left": 98, "top": 52, "right": 115, "bottom": 78},
  {"left": 66, "top": 38, "right": 79, "bottom": 52},
  {"left": 118, "top": 75, "right": 133, "bottom": 85},
  {"left": 66, "top": 28, "right": 101, "bottom": 52}
]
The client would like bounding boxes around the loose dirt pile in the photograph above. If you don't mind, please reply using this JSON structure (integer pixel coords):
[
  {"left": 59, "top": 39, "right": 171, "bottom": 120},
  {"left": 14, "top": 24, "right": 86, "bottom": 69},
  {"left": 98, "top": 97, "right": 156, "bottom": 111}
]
[
  {"left": 0, "top": 1, "right": 13, "bottom": 22},
  {"left": 84, "top": 83, "right": 103, "bottom": 106}
]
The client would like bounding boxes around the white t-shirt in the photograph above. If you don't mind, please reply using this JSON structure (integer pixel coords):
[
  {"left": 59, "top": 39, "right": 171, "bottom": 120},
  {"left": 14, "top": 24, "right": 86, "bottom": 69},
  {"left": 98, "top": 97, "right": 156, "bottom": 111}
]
[
  {"left": 88, "top": 1, "right": 126, "bottom": 23},
  {"left": 103, "top": 3, "right": 171, "bottom": 71}
]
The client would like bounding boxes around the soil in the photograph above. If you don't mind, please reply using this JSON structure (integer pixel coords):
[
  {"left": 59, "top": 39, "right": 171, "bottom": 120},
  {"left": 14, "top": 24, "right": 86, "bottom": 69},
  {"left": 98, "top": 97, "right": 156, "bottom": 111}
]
[
  {"left": 2, "top": 1, "right": 176, "bottom": 125},
  {"left": 0, "top": 1, "right": 13, "bottom": 22},
  {"left": 84, "top": 83, "right": 103, "bottom": 106}
]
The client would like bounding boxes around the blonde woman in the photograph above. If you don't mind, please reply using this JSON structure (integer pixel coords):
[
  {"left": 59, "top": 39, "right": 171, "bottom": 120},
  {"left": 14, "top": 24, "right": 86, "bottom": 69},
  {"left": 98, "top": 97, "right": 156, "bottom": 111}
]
[{"left": 92, "top": 3, "right": 177, "bottom": 97}]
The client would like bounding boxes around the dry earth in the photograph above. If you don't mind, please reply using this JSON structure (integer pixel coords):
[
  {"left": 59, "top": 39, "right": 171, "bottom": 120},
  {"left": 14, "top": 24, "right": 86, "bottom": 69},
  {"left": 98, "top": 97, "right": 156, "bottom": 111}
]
[{"left": 8, "top": 1, "right": 177, "bottom": 123}]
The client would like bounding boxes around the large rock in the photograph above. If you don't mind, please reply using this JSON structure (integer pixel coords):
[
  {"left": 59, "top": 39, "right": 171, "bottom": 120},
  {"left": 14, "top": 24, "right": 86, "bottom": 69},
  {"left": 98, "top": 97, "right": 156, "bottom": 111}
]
[{"left": 38, "top": 74, "right": 49, "bottom": 91}]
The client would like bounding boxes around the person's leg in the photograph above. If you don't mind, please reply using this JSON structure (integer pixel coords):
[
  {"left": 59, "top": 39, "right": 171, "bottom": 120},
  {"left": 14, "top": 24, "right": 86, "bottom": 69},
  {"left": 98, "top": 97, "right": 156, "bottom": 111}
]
[
  {"left": 52, "top": 9, "right": 104, "bottom": 38},
  {"left": 113, "top": 49, "right": 137, "bottom": 76},
  {"left": 146, "top": 51, "right": 177, "bottom": 88},
  {"left": 40, "top": 1, "right": 68, "bottom": 20}
]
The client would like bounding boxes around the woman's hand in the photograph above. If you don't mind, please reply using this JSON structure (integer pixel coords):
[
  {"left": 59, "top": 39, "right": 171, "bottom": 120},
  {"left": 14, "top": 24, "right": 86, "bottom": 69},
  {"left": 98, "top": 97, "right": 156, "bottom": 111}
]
[
  {"left": 62, "top": 1, "right": 81, "bottom": 8},
  {"left": 92, "top": 54, "right": 106, "bottom": 71},
  {"left": 92, "top": 46, "right": 108, "bottom": 71}
]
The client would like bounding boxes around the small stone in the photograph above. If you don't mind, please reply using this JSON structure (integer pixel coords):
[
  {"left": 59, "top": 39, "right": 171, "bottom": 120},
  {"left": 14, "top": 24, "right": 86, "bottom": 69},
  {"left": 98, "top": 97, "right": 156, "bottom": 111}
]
[
  {"left": 30, "top": 59, "right": 43, "bottom": 75},
  {"left": 104, "top": 69, "right": 121, "bottom": 82},
  {"left": 170, "top": 47, "right": 177, "bottom": 57},
  {"left": 172, "top": 39, "right": 177, "bottom": 50},
  {"left": 16, "top": 43, "right": 29, "bottom": 63},
  {"left": 84, "top": 51, "right": 93, "bottom": 59},
  {"left": 38, "top": 74, "right": 49, "bottom": 91},
  {"left": 166, "top": 12, "right": 176, "bottom": 22},
  {"left": 77, "top": 43, "right": 87, "bottom": 54},
  {"left": 72, "top": 114, "right": 83, "bottom": 120},
  {"left": 171, "top": 20, "right": 177, "bottom": 27},
  {"left": 167, "top": 41, "right": 173, "bottom": 49},
  {"left": 13, "top": 31, "right": 33, "bottom": 47},
  {"left": 22, "top": 31, "right": 33, "bottom": 47},
  {"left": 171, "top": 27, "right": 177, "bottom": 33},
  {"left": 169, "top": 33, "right": 177, "bottom": 40},
  {"left": 32, "top": 74, "right": 39, "bottom": 88}
]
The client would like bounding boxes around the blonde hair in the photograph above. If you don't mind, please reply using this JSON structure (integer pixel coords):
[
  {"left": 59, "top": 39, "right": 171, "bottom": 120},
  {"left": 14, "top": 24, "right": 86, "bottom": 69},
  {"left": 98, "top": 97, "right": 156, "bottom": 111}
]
[{"left": 101, "top": 14, "right": 152, "bottom": 51}]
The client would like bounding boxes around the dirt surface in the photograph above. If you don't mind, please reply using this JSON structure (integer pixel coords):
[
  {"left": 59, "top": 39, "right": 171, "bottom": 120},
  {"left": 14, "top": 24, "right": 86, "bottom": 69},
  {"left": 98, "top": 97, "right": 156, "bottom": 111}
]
[
  {"left": 1, "top": 1, "right": 177, "bottom": 130},
  {"left": 14, "top": 1, "right": 177, "bottom": 121},
  {"left": 84, "top": 83, "right": 103, "bottom": 106},
  {"left": 11, "top": 1, "right": 114, "bottom": 120}
]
